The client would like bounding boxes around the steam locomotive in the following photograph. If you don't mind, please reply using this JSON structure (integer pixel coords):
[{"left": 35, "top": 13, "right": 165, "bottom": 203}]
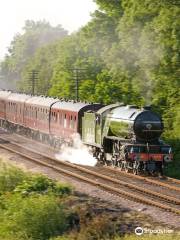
[
  {"left": 0, "top": 90, "right": 172, "bottom": 175},
  {"left": 82, "top": 104, "right": 172, "bottom": 175}
]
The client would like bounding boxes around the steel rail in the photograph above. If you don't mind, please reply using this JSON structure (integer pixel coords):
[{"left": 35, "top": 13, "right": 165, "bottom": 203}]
[
  {"left": 103, "top": 166, "right": 180, "bottom": 192},
  {"left": 167, "top": 177, "right": 180, "bottom": 184}
]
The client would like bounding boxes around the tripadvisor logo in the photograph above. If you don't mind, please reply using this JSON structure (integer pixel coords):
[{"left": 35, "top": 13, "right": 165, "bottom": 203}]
[
  {"left": 135, "top": 227, "right": 173, "bottom": 235},
  {"left": 135, "top": 227, "right": 144, "bottom": 235}
]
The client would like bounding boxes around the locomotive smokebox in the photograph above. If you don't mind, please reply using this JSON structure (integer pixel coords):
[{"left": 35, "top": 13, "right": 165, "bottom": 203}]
[{"left": 133, "top": 110, "right": 163, "bottom": 141}]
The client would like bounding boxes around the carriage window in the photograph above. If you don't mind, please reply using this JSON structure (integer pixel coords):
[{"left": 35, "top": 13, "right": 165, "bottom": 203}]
[
  {"left": 64, "top": 114, "right": 67, "bottom": 128},
  {"left": 70, "top": 115, "right": 73, "bottom": 129},
  {"left": 33, "top": 108, "right": 35, "bottom": 118},
  {"left": 59, "top": 113, "right": 61, "bottom": 124}
]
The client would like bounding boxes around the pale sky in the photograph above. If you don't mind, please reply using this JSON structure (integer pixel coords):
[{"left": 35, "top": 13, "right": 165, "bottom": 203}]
[{"left": 0, "top": 0, "right": 97, "bottom": 60}]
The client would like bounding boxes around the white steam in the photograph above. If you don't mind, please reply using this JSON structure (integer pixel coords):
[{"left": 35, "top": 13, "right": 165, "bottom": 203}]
[{"left": 55, "top": 134, "right": 97, "bottom": 166}]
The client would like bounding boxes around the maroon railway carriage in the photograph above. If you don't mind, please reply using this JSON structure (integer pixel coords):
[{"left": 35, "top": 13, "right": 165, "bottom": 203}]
[
  {"left": 24, "top": 96, "right": 57, "bottom": 134},
  {"left": 50, "top": 101, "right": 102, "bottom": 139},
  {"left": 0, "top": 90, "right": 102, "bottom": 146},
  {"left": 0, "top": 90, "right": 11, "bottom": 120},
  {"left": 6, "top": 93, "right": 30, "bottom": 125}
]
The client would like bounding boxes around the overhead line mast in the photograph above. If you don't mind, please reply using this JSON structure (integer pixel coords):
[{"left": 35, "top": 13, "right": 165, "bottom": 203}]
[{"left": 28, "top": 70, "right": 39, "bottom": 95}]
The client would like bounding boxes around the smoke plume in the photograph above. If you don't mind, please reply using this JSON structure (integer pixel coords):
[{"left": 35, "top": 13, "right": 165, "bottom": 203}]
[{"left": 55, "top": 134, "right": 97, "bottom": 166}]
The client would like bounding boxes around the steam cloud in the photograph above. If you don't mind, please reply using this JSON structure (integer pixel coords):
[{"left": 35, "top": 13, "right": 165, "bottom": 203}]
[{"left": 55, "top": 134, "right": 97, "bottom": 166}]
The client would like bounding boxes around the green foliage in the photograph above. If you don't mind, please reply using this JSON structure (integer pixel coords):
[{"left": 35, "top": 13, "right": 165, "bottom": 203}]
[
  {"left": 0, "top": 161, "right": 28, "bottom": 193},
  {"left": 75, "top": 215, "right": 115, "bottom": 240},
  {"left": 0, "top": 162, "right": 74, "bottom": 240},
  {"left": 94, "top": 0, "right": 123, "bottom": 18},
  {"left": 0, "top": 194, "right": 69, "bottom": 240},
  {"left": 50, "top": 237, "right": 70, "bottom": 240},
  {"left": 54, "top": 182, "right": 72, "bottom": 196},
  {"left": 19, "top": 43, "right": 59, "bottom": 95},
  {"left": 14, "top": 174, "right": 72, "bottom": 196},
  {"left": 164, "top": 138, "right": 180, "bottom": 178},
  {"left": 13, "top": 174, "right": 54, "bottom": 195},
  {"left": 0, "top": 20, "right": 67, "bottom": 90}
]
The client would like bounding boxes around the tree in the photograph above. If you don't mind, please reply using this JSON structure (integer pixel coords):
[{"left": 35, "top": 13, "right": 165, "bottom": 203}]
[{"left": 0, "top": 20, "right": 68, "bottom": 90}]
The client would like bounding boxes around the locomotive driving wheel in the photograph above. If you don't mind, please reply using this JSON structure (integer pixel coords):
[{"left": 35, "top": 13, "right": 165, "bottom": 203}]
[
  {"left": 133, "top": 168, "right": 138, "bottom": 175},
  {"left": 119, "top": 161, "right": 123, "bottom": 171},
  {"left": 124, "top": 162, "right": 129, "bottom": 173},
  {"left": 133, "top": 161, "right": 140, "bottom": 175},
  {"left": 111, "top": 156, "right": 118, "bottom": 167}
]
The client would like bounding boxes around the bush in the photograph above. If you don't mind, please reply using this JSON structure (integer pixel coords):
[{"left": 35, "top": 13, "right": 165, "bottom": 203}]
[
  {"left": 14, "top": 174, "right": 72, "bottom": 196},
  {"left": 164, "top": 139, "right": 180, "bottom": 179},
  {"left": 76, "top": 215, "right": 114, "bottom": 240},
  {"left": 0, "top": 161, "right": 27, "bottom": 192},
  {"left": 50, "top": 237, "right": 71, "bottom": 240},
  {"left": 0, "top": 194, "right": 70, "bottom": 240},
  {"left": 0, "top": 162, "right": 74, "bottom": 240},
  {"left": 54, "top": 182, "right": 72, "bottom": 196}
]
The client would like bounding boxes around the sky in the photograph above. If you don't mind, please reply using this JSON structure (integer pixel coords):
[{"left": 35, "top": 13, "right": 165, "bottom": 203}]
[{"left": 0, "top": 0, "right": 97, "bottom": 60}]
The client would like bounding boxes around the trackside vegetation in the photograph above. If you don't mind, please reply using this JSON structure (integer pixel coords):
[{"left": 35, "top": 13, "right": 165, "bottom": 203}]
[
  {"left": 0, "top": 160, "right": 179, "bottom": 240},
  {"left": 0, "top": 160, "right": 73, "bottom": 240}
]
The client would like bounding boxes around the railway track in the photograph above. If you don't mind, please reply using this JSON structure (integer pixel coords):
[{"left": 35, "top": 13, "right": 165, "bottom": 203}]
[
  {"left": 2, "top": 131, "right": 180, "bottom": 192},
  {"left": 0, "top": 137, "right": 180, "bottom": 215},
  {"left": 103, "top": 166, "right": 180, "bottom": 192},
  {"left": 167, "top": 177, "right": 180, "bottom": 184}
]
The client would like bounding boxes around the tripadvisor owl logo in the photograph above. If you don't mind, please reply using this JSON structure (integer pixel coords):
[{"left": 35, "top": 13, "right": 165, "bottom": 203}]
[{"left": 135, "top": 227, "right": 144, "bottom": 235}]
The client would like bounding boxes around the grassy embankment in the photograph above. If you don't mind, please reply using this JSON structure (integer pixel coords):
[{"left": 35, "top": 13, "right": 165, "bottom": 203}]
[{"left": 0, "top": 159, "right": 179, "bottom": 240}]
